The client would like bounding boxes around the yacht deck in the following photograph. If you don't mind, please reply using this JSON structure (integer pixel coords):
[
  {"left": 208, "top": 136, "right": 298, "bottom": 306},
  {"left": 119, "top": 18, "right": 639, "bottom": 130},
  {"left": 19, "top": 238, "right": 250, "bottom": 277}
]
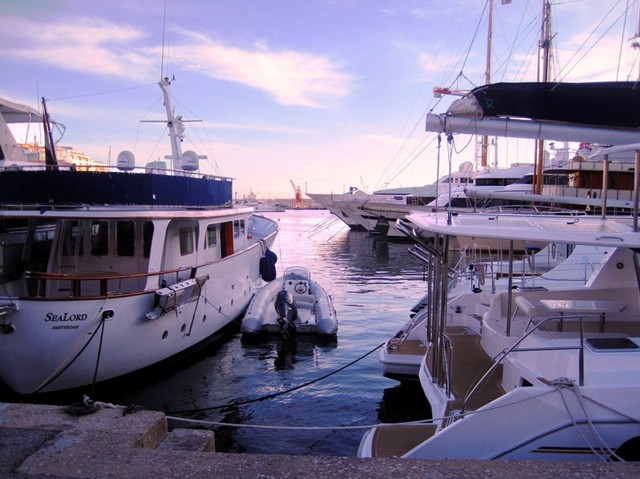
[{"left": 371, "top": 326, "right": 504, "bottom": 457}]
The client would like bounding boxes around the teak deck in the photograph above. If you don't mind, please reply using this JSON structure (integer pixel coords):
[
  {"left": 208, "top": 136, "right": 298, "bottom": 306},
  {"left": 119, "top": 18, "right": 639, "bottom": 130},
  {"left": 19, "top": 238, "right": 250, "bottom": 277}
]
[{"left": 371, "top": 327, "right": 504, "bottom": 457}]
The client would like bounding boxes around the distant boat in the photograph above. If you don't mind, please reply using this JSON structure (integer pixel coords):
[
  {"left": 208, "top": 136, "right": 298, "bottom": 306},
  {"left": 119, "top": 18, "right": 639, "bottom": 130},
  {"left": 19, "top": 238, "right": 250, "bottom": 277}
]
[
  {"left": 0, "top": 78, "right": 278, "bottom": 395},
  {"left": 244, "top": 201, "right": 286, "bottom": 212},
  {"left": 308, "top": 164, "right": 477, "bottom": 238},
  {"left": 306, "top": 187, "right": 369, "bottom": 230},
  {"left": 241, "top": 266, "right": 337, "bottom": 336}
]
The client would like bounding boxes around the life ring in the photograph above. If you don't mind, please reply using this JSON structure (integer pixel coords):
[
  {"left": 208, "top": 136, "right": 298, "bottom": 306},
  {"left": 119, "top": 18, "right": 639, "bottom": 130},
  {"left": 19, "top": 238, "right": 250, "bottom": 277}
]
[{"left": 294, "top": 281, "right": 307, "bottom": 294}]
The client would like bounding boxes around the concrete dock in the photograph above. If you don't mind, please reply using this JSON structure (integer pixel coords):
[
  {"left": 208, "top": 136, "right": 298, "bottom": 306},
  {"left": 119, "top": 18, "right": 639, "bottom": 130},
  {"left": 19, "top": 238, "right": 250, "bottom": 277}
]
[{"left": 1, "top": 402, "right": 638, "bottom": 478}]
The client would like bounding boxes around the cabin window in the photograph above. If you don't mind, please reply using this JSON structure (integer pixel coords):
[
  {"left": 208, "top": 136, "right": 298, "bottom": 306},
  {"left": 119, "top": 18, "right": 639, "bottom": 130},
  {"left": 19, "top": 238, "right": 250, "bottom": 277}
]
[
  {"left": 90, "top": 221, "right": 109, "bottom": 256},
  {"left": 205, "top": 224, "right": 218, "bottom": 248},
  {"left": 61, "top": 220, "right": 83, "bottom": 256},
  {"left": 143, "top": 221, "right": 153, "bottom": 258},
  {"left": 179, "top": 227, "right": 195, "bottom": 256},
  {"left": 116, "top": 221, "right": 135, "bottom": 256},
  {"left": 233, "top": 220, "right": 245, "bottom": 239}
]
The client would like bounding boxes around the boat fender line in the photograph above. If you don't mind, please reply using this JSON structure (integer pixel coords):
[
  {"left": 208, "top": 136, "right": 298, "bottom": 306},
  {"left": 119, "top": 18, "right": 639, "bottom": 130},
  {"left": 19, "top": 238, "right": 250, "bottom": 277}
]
[{"left": 259, "top": 247, "right": 278, "bottom": 282}]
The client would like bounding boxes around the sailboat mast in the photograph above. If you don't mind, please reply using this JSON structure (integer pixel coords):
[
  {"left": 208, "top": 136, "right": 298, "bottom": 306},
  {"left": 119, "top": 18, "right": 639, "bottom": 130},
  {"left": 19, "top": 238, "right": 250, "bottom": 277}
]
[
  {"left": 481, "top": 0, "right": 494, "bottom": 169},
  {"left": 535, "top": 1, "right": 552, "bottom": 194}
]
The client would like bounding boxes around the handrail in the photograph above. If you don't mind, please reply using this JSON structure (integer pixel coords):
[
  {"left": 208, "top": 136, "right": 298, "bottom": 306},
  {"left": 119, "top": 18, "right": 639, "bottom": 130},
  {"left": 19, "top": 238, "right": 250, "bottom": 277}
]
[
  {"left": 461, "top": 313, "right": 587, "bottom": 414},
  {"left": 443, "top": 334, "right": 453, "bottom": 398},
  {"left": 27, "top": 267, "right": 188, "bottom": 281},
  {"left": 25, "top": 265, "right": 201, "bottom": 298}
]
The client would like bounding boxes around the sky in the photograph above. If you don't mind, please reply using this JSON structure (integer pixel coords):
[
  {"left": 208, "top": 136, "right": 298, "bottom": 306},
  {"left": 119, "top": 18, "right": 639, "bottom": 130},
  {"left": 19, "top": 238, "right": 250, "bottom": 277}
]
[{"left": 1, "top": 0, "right": 639, "bottom": 200}]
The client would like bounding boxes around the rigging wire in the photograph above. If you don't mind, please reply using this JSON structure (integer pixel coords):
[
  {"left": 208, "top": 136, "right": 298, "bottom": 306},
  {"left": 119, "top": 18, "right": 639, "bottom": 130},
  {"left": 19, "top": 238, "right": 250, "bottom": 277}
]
[
  {"left": 368, "top": 0, "right": 485, "bottom": 194},
  {"left": 45, "top": 83, "right": 157, "bottom": 102},
  {"left": 555, "top": 0, "right": 632, "bottom": 81}
]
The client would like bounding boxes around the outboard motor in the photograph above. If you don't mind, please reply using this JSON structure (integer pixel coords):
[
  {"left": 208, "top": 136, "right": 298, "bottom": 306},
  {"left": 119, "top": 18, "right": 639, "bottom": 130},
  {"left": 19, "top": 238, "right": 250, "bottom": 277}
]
[{"left": 275, "top": 289, "right": 297, "bottom": 340}]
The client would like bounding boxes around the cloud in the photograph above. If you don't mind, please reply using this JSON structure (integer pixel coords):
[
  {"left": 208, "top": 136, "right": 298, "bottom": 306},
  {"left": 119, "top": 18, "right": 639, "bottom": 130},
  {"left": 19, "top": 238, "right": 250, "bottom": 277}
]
[
  {"left": 0, "top": 16, "right": 157, "bottom": 82},
  {"left": 0, "top": 15, "right": 356, "bottom": 108},
  {"left": 169, "top": 29, "right": 356, "bottom": 108}
]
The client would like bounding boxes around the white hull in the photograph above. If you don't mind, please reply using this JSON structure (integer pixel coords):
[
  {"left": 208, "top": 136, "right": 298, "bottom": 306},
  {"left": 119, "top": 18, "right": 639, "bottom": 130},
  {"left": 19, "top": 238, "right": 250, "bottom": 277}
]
[
  {"left": 0, "top": 213, "right": 277, "bottom": 394},
  {"left": 306, "top": 191, "right": 368, "bottom": 230}
]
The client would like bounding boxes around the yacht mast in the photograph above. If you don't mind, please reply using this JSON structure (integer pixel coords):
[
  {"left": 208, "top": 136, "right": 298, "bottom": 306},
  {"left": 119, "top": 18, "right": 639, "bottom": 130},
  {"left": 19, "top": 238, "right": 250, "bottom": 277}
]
[
  {"left": 535, "top": 1, "right": 552, "bottom": 194},
  {"left": 158, "top": 77, "right": 184, "bottom": 172},
  {"left": 480, "top": 0, "right": 494, "bottom": 168}
]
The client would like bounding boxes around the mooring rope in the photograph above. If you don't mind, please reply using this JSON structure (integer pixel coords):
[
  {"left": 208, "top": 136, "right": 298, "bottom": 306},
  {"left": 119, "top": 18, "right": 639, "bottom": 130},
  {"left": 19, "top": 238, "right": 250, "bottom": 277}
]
[{"left": 166, "top": 342, "right": 384, "bottom": 415}]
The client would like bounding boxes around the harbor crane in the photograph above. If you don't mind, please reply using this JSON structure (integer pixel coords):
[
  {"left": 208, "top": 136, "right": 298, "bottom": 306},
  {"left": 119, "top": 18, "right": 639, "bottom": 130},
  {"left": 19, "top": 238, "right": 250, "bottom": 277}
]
[{"left": 289, "top": 179, "right": 303, "bottom": 209}]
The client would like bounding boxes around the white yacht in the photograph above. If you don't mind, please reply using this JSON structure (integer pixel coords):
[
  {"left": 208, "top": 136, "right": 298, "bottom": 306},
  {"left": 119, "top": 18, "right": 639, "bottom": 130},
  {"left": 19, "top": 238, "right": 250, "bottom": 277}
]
[
  {"left": 378, "top": 241, "right": 608, "bottom": 382},
  {"left": 360, "top": 212, "right": 640, "bottom": 461},
  {"left": 306, "top": 187, "right": 370, "bottom": 230},
  {"left": 326, "top": 164, "right": 477, "bottom": 238},
  {"left": 0, "top": 79, "right": 278, "bottom": 394},
  {"left": 359, "top": 81, "right": 640, "bottom": 461}
]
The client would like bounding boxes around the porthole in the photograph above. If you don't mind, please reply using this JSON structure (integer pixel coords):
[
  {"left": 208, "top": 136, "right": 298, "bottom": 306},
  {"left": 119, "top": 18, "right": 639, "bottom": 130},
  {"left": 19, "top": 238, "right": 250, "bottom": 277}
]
[
  {"left": 162, "top": 331, "right": 168, "bottom": 340},
  {"left": 181, "top": 324, "right": 186, "bottom": 333},
  {"left": 202, "top": 315, "right": 207, "bottom": 323}
]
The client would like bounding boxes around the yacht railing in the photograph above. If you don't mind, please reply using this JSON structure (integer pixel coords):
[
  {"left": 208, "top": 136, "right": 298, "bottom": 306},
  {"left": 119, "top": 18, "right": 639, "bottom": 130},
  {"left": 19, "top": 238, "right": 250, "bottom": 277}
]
[
  {"left": 461, "top": 313, "right": 588, "bottom": 414},
  {"left": 442, "top": 334, "right": 453, "bottom": 397},
  {"left": 26, "top": 267, "right": 198, "bottom": 298},
  {"left": 0, "top": 163, "right": 232, "bottom": 181}
]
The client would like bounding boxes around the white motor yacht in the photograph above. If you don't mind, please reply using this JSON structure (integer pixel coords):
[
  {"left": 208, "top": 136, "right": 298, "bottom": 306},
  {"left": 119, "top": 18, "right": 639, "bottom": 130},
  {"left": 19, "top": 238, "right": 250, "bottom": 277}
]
[{"left": 0, "top": 79, "right": 278, "bottom": 394}]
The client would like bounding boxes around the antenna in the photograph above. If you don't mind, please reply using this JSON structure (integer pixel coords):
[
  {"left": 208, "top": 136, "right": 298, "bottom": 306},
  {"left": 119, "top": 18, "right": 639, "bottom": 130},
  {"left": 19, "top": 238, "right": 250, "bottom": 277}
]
[{"left": 160, "top": 0, "right": 168, "bottom": 79}]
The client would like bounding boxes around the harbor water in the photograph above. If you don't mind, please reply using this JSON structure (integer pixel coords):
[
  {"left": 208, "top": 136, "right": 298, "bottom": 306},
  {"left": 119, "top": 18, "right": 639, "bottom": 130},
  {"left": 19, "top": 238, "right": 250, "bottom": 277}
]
[{"left": 1, "top": 209, "right": 431, "bottom": 456}]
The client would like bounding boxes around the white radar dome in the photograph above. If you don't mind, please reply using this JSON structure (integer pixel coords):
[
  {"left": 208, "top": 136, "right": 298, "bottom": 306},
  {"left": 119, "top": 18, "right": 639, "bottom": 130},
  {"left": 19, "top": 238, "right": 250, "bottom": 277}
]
[
  {"left": 181, "top": 150, "right": 200, "bottom": 171},
  {"left": 116, "top": 151, "right": 135, "bottom": 171},
  {"left": 145, "top": 160, "right": 167, "bottom": 170}
]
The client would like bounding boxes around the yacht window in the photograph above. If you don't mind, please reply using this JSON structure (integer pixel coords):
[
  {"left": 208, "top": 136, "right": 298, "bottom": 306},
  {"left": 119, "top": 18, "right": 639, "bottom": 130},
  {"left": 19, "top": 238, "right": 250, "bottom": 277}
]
[
  {"left": 233, "top": 220, "right": 245, "bottom": 239},
  {"left": 143, "top": 221, "right": 153, "bottom": 258},
  {"left": 90, "top": 221, "right": 109, "bottom": 256},
  {"left": 179, "top": 227, "right": 194, "bottom": 255},
  {"left": 205, "top": 224, "right": 218, "bottom": 248},
  {"left": 61, "top": 220, "right": 83, "bottom": 256},
  {"left": 116, "top": 221, "right": 135, "bottom": 256}
]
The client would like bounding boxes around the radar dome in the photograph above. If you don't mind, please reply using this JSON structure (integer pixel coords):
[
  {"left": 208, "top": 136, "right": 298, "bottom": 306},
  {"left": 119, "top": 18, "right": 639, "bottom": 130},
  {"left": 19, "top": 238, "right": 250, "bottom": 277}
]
[
  {"left": 117, "top": 151, "right": 135, "bottom": 171},
  {"left": 181, "top": 150, "right": 200, "bottom": 171},
  {"left": 145, "top": 160, "right": 167, "bottom": 170}
]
